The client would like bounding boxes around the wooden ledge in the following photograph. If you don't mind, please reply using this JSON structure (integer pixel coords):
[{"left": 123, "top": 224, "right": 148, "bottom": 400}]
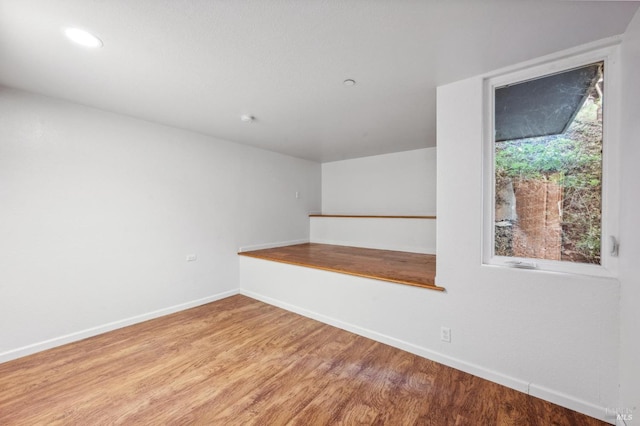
[
  {"left": 239, "top": 243, "right": 443, "bottom": 292},
  {"left": 310, "top": 214, "right": 436, "bottom": 219}
]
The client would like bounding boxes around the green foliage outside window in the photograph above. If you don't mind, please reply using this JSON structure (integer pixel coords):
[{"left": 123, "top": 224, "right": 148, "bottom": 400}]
[{"left": 495, "top": 98, "right": 603, "bottom": 264}]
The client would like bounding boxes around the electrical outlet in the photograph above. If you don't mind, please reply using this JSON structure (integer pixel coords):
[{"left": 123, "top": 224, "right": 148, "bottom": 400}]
[
  {"left": 186, "top": 254, "right": 197, "bottom": 262},
  {"left": 440, "top": 326, "right": 451, "bottom": 343}
]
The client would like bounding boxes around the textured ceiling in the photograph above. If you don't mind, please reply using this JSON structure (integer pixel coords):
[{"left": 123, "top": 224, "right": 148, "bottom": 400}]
[{"left": 0, "top": 1, "right": 638, "bottom": 162}]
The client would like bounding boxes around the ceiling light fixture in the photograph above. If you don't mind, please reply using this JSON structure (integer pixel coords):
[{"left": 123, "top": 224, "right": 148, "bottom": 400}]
[
  {"left": 64, "top": 27, "right": 103, "bottom": 48},
  {"left": 240, "top": 114, "right": 255, "bottom": 123},
  {"left": 343, "top": 79, "right": 356, "bottom": 87}
]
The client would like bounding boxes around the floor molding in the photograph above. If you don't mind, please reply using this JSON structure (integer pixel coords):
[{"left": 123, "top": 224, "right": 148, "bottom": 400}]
[
  {"left": 0, "top": 289, "right": 239, "bottom": 364},
  {"left": 309, "top": 237, "right": 435, "bottom": 254},
  {"left": 529, "top": 383, "right": 614, "bottom": 424},
  {"left": 240, "top": 288, "right": 612, "bottom": 424},
  {"left": 237, "top": 239, "right": 308, "bottom": 253}
]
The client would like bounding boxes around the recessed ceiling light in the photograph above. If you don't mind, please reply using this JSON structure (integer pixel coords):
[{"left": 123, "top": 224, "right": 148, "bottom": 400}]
[
  {"left": 240, "top": 114, "right": 255, "bottom": 123},
  {"left": 343, "top": 79, "right": 356, "bottom": 87},
  {"left": 64, "top": 27, "right": 103, "bottom": 48}
]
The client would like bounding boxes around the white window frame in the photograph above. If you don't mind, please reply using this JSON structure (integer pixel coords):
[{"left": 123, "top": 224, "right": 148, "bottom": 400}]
[{"left": 482, "top": 44, "right": 620, "bottom": 277}]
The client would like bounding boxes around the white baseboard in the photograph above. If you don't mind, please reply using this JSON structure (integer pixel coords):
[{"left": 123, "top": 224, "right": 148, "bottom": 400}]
[
  {"left": 0, "top": 289, "right": 239, "bottom": 364},
  {"left": 239, "top": 288, "right": 613, "bottom": 425},
  {"left": 616, "top": 417, "right": 630, "bottom": 426},
  {"left": 237, "top": 239, "right": 308, "bottom": 253},
  {"left": 239, "top": 289, "right": 528, "bottom": 391},
  {"left": 529, "top": 384, "right": 614, "bottom": 424},
  {"left": 310, "top": 237, "right": 436, "bottom": 254}
]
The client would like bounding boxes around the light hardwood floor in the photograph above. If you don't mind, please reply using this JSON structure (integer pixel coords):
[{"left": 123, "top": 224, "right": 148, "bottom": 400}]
[
  {"left": 239, "top": 243, "right": 441, "bottom": 291},
  {"left": 0, "top": 295, "right": 604, "bottom": 425}
]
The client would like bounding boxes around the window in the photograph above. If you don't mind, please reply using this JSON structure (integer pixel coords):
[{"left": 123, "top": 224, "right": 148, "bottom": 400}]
[{"left": 483, "top": 46, "right": 619, "bottom": 276}]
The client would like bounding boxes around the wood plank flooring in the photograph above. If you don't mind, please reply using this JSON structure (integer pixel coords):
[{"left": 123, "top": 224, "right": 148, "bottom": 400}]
[
  {"left": 238, "top": 243, "right": 442, "bottom": 291},
  {"left": 0, "top": 295, "right": 604, "bottom": 425}
]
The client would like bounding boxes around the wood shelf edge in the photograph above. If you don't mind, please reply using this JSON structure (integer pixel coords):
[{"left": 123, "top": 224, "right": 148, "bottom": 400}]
[
  {"left": 238, "top": 251, "right": 445, "bottom": 292},
  {"left": 309, "top": 214, "right": 436, "bottom": 219}
]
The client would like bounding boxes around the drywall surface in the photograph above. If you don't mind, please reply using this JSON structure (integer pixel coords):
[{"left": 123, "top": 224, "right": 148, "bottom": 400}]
[
  {"left": 321, "top": 148, "right": 436, "bottom": 215},
  {"left": 436, "top": 72, "right": 619, "bottom": 420},
  {"left": 618, "top": 8, "right": 640, "bottom": 423},
  {"left": 240, "top": 247, "right": 617, "bottom": 423},
  {"left": 310, "top": 216, "right": 436, "bottom": 254},
  {"left": 0, "top": 88, "right": 320, "bottom": 361},
  {"left": 240, "top": 49, "right": 629, "bottom": 422}
]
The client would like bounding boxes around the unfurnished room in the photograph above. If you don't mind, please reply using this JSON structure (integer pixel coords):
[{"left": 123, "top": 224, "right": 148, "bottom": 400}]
[{"left": 1, "top": 1, "right": 639, "bottom": 425}]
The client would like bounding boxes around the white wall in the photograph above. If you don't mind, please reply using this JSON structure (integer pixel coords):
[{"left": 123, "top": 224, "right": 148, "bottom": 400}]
[
  {"left": 240, "top": 236, "right": 617, "bottom": 425},
  {"left": 317, "top": 148, "right": 437, "bottom": 253},
  {"left": 240, "top": 42, "right": 636, "bottom": 423},
  {"left": 322, "top": 148, "right": 436, "bottom": 215},
  {"left": 310, "top": 216, "right": 436, "bottom": 254},
  {"left": 435, "top": 58, "right": 622, "bottom": 420},
  {"left": 618, "top": 8, "right": 640, "bottom": 423},
  {"left": 0, "top": 88, "right": 321, "bottom": 362}
]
